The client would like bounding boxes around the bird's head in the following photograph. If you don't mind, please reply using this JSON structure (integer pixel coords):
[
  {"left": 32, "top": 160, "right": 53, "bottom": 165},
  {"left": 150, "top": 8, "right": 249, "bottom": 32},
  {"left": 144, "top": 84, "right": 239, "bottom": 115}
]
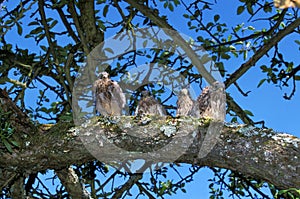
[
  {"left": 141, "top": 90, "right": 150, "bottom": 97},
  {"left": 211, "top": 81, "right": 225, "bottom": 91},
  {"left": 98, "top": 72, "right": 110, "bottom": 79},
  {"left": 180, "top": 88, "right": 189, "bottom": 96}
]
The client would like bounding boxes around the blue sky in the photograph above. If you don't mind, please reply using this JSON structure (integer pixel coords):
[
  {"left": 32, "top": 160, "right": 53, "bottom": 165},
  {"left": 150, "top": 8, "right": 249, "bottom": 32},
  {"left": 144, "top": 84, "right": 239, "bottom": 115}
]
[{"left": 1, "top": 0, "right": 299, "bottom": 198}]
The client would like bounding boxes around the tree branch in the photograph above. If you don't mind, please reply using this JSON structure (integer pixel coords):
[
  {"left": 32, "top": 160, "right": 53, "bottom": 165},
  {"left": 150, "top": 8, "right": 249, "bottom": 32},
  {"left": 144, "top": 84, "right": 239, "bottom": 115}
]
[
  {"left": 226, "top": 93, "right": 255, "bottom": 125},
  {"left": 56, "top": 167, "right": 92, "bottom": 199},
  {"left": 225, "top": 17, "right": 300, "bottom": 88},
  {"left": 124, "top": 0, "right": 216, "bottom": 85},
  {"left": 67, "top": 1, "right": 90, "bottom": 54},
  {"left": 38, "top": 0, "right": 58, "bottom": 63},
  {"left": 111, "top": 173, "right": 143, "bottom": 199},
  {"left": 0, "top": 116, "right": 298, "bottom": 189},
  {"left": 52, "top": 0, "right": 80, "bottom": 43},
  {"left": 0, "top": 88, "right": 39, "bottom": 137}
]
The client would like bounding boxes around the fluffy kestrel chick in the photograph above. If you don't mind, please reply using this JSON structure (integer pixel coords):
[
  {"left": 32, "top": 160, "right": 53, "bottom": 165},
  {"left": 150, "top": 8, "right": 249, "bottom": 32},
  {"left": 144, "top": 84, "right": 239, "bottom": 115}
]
[
  {"left": 176, "top": 88, "right": 194, "bottom": 117},
  {"left": 135, "top": 90, "right": 166, "bottom": 116},
  {"left": 93, "top": 72, "right": 126, "bottom": 116},
  {"left": 189, "top": 82, "right": 225, "bottom": 120}
]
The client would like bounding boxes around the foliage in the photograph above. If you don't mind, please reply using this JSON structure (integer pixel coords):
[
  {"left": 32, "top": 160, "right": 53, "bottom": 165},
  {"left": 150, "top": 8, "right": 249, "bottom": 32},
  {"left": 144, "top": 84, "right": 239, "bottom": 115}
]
[
  {"left": 0, "top": 108, "right": 19, "bottom": 153},
  {"left": 0, "top": 0, "right": 299, "bottom": 198}
]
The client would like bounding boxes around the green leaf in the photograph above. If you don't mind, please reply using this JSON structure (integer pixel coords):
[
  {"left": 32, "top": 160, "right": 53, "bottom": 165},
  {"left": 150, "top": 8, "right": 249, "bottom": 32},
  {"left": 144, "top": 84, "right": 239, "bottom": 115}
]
[
  {"left": 2, "top": 139, "right": 13, "bottom": 153},
  {"left": 216, "top": 62, "right": 225, "bottom": 77},
  {"left": 197, "top": 36, "right": 203, "bottom": 42},
  {"left": 295, "top": 40, "right": 300, "bottom": 45},
  {"left": 257, "top": 78, "right": 266, "bottom": 88},
  {"left": 104, "top": 47, "right": 114, "bottom": 54},
  {"left": 247, "top": 26, "right": 255, "bottom": 30},
  {"left": 229, "top": 45, "right": 235, "bottom": 51},
  {"left": 174, "top": 0, "right": 180, "bottom": 6},
  {"left": 231, "top": 117, "right": 237, "bottom": 123},
  {"left": 10, "top": 140, "right": 20, "bottom": 147},
  {"left": 168, "top": 3, "right": 174, "bottom": 11},
  {"left": 98, "top": 20, "right": 106, "bottom": 30},
  {"left": 28, "top": 21, "right": 39, "bottom": 26},
  {"left": 59, "top": 114, "right": 73, "bottom": 121},
  {"left": 46, "top": 17, "right": 54, "bottom": 22},
  {"left": 29, "top": 27, "right": 43, "bottom": 35},
  {"left": 263, "top": 3, "right": 272, "bottom": 12},
  {"left": 164, "top": 2, "right": 168, "bottom": 8},
  {"left": 244, "top": 109, "right": 254, "bottom": 116},
  {"left": 246, "top": 4, "right": 253, "bottom": 15},
  {"left": 50, "top": 20, "right": 58, "bottom": 29},
  {"left": 277, "top": 188, "right": 300, "bottom": 195},
  {"left": 237, "top": 6, "right": 245, "bottom": 15},
  {"left": 206, "top": 22, "right": 214, "bottom": 28},
  {"left": 228, "top": 34, "right": 232, "bottom": 41},
  {"left": 183, "top": 14, "right": 189, "bottom": 18},
  {"left": 243, "top": 50, "right": 248, "bottom": 60},
  {"left": 40, "top": 45, "right": 48, "bottom": 52},
  {"left": 17, "top": 23, "right": 22, "bottom": 35},
  {"left": 214, "top": 14, "right": 220, "bottom": 22},
  {"left": 234, "top": 23, "right": 244, "bottom": 32},
  {"left": 143, "top": 40, "right": 148, "bottom": 48},
  {"left": 221, "top": 53, "right": 230, "bottom": 60},
  {"left": 40, "top": 107, "right": 50, "bottom": 113},
  {"left": 103, "top": 5, "right": 109, "bottom": 17},
  {"left": 260, "top": 65, "right": 268, "bottom": 72}
]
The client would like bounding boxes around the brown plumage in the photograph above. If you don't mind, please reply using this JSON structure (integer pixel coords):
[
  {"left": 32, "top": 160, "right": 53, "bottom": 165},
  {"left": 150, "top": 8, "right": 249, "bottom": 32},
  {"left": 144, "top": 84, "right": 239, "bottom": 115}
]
[
  {"left": 274, "top": 0, "right": 300, "bottom": 8},
  {"left": 189, "top": 86, "right": 209, "bottom": 118},
  {"left": 93, "top": 72, "right": 126, "bottom": 116},
  {"left": 189, "top": 82, "right": 226, "bottom": 120},
  {"left": 135, "top": 90, "right": 166, "bottom": 116},
  {"left": 176, "top": 88, "right": 194, "bottom": 117}
]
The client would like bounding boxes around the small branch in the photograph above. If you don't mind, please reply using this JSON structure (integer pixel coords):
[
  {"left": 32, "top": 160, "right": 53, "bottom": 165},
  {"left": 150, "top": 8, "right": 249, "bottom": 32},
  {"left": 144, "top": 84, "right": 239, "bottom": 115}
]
[
  {"left": 10, "top": 176, "right": 24, "bottom": 199},
  {"left": 0, "top": 88, "right": 39, "bottom": 136},
  {"left": 136, "top": 182, "right": 156, "bottom": 199},
  {"left": 0, "top": 170, "right": 19, "bottom": 190},
  {"left": 226, "top": 93, "right": 255, "bottom": 125},
  {"left": 125, "top": 0, "right": 216, "bottom": 85},
  {"left": 56, "top": 167, "right": 92, "bottom": 199},
  {"left": 181, "top": 0, "right": 221, "bottom": 45},
  {"left": 67, "top": 1, "right": 90, "bottom": 54},
  {"left": 52, "top": 0, "right": 80, "bottom": 43},
  {"left": 111, "top": 173, "right": 143, "bottom": 199},
  {"left": 225, "top": 17, "right": 300, "bottom": 88},
  {"left": 38, "top": 0, "right": 57, "bottom": 63},
  {"left": 234, "top": 82, "right": 251, "bottom": 97}
]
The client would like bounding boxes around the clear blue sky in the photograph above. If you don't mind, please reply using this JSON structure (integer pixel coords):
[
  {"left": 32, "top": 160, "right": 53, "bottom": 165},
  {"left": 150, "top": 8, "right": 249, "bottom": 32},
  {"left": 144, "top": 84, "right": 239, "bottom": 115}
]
[{"left": 1, "top": 0, "right": 299, "bottom": 198}]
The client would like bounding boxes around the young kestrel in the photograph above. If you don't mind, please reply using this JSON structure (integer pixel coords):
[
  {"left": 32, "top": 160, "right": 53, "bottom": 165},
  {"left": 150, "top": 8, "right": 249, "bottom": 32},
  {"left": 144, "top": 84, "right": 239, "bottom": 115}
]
[
  {"left": 176, "top": 88, "right": 194, "bottom": 117},
  {"left": 93, "top": 72, "right": 126, "bottom": 116},
  {"left": 189, "top": 82, "right": 226, "bottom": 120},
  {"left": 135, "top": 90, "right": 166, "bottom": 116}
]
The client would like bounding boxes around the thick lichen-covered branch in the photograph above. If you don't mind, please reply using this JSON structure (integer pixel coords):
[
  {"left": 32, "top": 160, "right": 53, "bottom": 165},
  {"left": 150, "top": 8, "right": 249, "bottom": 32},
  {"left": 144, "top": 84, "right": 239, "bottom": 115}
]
[{"left": 0, "top": 116, "right": 298, "bottom": 190}]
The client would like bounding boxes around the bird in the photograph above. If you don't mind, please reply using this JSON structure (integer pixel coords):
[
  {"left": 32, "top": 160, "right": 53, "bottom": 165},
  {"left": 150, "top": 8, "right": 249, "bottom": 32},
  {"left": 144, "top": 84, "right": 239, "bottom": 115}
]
[
  {"left": 189, "top": 81, "right": 226, "bottom": 120},
  {"left": 176, "top": 88, "right": 194, "bottom": 117},
  {"left": 274, "top": 0, "right": 300, "bottom": 8},
  {"left": 135, "top": 90, "right": 166, "bottom": 116},
  {"left": 93, "top": 72, "right": 126, "bottom": 116},
  {"left": 189, "top": 86, "right": 209, "bottom": 118}
]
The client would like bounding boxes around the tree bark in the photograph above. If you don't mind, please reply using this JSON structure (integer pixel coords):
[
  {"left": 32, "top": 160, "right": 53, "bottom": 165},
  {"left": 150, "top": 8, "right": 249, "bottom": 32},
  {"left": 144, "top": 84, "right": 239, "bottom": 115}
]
[{"left": 0, "top": 115, "right": 299, "bottom": 190}]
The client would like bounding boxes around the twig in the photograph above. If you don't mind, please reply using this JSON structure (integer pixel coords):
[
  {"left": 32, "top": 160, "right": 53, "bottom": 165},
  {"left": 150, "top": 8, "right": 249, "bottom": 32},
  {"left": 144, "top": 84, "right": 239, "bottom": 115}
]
[
  {"left": 125, "top": 0, "right": 216, "bottom": 85},
  {"left": 225, "top": 17, "right": 300, "bottom": 88}
]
